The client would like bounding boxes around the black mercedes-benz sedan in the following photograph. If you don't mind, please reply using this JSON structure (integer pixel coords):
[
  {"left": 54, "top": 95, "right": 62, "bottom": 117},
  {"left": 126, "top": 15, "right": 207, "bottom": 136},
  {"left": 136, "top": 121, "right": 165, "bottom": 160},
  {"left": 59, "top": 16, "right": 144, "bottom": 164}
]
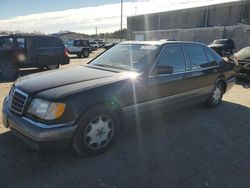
[{"left": 2, "top": 41, "right": 236, "bottom": 156}]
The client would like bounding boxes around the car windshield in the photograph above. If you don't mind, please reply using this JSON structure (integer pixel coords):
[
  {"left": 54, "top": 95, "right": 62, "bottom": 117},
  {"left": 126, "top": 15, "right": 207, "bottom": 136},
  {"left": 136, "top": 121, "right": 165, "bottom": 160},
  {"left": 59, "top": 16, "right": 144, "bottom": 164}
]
[
  {"left": 90, "top": 44, "right": 159, "bottom": 72},
  {"left": 214, "top": 39, "right": 227, "bottom": 44},
  {"left": 235, "top": 48, "right": 250, "bottom": 59}
]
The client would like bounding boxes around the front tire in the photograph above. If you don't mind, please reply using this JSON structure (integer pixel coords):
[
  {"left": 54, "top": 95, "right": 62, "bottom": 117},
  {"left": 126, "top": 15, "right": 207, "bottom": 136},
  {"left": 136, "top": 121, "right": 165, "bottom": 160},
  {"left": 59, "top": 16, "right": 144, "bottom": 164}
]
[
  {"left": 72, "top": 106, "right": 119, "bottom": 156},
  {"left": 207, "top": 82, "right": 224, "bottom": 108}
]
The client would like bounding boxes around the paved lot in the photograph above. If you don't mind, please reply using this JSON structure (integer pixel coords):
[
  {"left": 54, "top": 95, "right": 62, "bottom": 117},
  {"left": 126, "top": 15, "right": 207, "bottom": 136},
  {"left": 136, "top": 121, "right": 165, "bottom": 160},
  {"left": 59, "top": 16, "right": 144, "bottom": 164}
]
[{"left": 0, "top": 50, "right": 250, "bottom": 188}]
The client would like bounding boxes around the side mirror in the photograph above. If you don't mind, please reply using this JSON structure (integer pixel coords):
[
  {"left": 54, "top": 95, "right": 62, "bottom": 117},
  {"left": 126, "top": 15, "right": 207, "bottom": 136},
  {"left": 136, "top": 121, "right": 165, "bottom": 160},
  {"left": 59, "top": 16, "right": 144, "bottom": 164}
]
[{"left": 156, "top": 65, "right": 174, "bottom": 75}]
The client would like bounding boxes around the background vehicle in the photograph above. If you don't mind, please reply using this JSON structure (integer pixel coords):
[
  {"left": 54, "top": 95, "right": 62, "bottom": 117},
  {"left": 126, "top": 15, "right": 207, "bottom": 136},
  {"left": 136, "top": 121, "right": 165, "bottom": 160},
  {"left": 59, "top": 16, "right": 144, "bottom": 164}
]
[
  {"left": 103, "top": 42, "right": 118, "bottom": 50},
  {"left": 89, "top": 41, "right": 99, "bottom": 51},
  {"left": 65, "top": 39, "right": 91, "bottom": 58},
  {"left": 234, "top": 47, "right": 250, "bottom": 80},
  {"left": 94, "top": 39, "right": 105, "bottom": 48},
  {"left": 0, "top": 35, "right": 69, "bottom": 79},
  {"left": 208, "top": 39, "right": 235, "bottom": 56},
  {"left": 2, "top": 41, "right": 236, "bottom": 156}
]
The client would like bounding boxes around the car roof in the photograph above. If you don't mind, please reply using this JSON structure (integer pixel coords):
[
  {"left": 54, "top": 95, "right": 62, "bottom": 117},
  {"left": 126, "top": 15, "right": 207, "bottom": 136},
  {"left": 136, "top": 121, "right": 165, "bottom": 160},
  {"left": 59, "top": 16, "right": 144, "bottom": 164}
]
[
  {"left": 121, "top": 40, "right": 206, "bottom": 46},
  {"left": 0, "top": 34, "right": 58, "bottom": 39},
  {"left": 214, "top": 39, "right": 231, "bottom": 41},
  {"left": 75, "top": 39, "right": 89, "bottom": 41},
  {"left": 0, "top": 35, "right": 9, "bottom": 38}
]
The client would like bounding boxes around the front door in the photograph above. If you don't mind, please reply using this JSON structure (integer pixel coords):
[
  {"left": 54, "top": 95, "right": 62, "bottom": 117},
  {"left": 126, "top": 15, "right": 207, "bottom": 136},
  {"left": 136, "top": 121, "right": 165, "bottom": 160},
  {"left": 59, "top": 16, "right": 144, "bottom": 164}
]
[{"left": 145, "top": 45, "right": 192, "bottom": 111}]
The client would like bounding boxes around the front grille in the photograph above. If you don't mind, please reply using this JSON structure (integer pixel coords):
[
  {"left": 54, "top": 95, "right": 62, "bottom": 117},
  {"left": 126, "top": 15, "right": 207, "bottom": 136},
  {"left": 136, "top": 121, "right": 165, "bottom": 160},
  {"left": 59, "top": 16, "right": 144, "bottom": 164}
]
[
  {"left": 9, "top": 88, "right": 28, "bottom": 115},
  {"left": 238, "top": 63, "right": 245, "bottom": 66}
]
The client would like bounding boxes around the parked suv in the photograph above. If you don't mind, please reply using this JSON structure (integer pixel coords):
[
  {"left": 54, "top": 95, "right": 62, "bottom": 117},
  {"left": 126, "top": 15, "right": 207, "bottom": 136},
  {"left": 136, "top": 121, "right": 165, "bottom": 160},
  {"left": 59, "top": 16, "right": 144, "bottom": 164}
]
[
  {"left": 65, "top": 39, "right": 91, "bottom": 58},
  {"left": 89, "top": 41, "right": 99, "bottom": 51},
  {"left": 208, "top": 39, "right": 235, "bottom": 55},
  {"left": 0, "top": 35, "right": 69, "bottom": 71},
  {"left": 94, "top": 39, "right": 105, "bottom": 48},
  {"left": 2, "top": 41, "right": 236, "bottom": 156}
]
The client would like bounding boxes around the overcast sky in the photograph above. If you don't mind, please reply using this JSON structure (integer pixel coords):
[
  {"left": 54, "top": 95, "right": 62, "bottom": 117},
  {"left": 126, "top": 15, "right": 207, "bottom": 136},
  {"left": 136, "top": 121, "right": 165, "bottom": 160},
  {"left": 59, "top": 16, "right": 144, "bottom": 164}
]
[{"left": 0, "top": 0, "right": 240, "bottom": 34}]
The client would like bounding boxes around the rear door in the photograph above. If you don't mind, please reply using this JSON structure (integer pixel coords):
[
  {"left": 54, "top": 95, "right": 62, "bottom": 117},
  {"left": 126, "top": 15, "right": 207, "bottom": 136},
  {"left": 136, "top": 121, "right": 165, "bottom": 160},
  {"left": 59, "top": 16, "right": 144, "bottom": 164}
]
[
  {"left": 73, "top": 40, "right": 82, "bottom": 53},
  {"left": 0, "top": 37, "right": 14, "bottom": 62},
  {"left": 183, "top": 44, "right": 220, "bottom": 96},
  {"left": 145, "top": 44, "right": 193, "bottom": 110},
  {"left": 81, "top": 40, "right": 90, "bottom": 52},
  {"left": 35, "top": 37, "right": 63, "bottom": 66}
]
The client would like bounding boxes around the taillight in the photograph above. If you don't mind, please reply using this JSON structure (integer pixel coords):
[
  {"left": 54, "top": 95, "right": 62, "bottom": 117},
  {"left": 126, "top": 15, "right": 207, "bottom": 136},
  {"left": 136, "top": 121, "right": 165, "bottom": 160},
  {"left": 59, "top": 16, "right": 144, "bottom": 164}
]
[{"left": 64, "top": 48, "right": 69, "bottom": 57}]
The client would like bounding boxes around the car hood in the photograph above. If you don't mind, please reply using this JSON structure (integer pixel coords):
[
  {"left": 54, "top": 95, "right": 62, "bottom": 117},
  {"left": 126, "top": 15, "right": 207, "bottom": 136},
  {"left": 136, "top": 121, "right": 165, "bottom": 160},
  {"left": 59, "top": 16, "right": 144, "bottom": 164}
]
[
  {"left": 15, "top": 65, "right": 132, "bottom": 97},
  {"left": 208, "top": 44, "right": 224, "bottom": 48}
]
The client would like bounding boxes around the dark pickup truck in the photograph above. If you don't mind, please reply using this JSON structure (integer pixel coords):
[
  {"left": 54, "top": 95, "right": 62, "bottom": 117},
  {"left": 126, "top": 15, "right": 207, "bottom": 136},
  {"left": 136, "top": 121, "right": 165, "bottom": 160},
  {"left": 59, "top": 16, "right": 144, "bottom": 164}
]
[{"left": 2, "top": 41, "right": 236, "bottom": 156}]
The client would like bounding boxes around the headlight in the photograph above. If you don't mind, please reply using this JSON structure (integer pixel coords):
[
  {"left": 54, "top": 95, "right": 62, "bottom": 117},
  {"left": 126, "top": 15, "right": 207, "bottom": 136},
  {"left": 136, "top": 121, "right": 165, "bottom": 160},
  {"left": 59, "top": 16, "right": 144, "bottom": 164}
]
[{"left": 28, "top": 98, "right": 66, "bottom": 120}]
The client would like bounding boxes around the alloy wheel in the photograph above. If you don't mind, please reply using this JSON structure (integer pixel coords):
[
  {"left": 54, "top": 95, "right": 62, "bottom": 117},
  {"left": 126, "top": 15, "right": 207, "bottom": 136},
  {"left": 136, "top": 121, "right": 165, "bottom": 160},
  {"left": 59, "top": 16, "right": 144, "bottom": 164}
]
[
  {"left": 83, "top": 115, "right": 114, "bottom": 150},
  {"left": 212, "top": 85, "right": 222, "bottom": 104}
]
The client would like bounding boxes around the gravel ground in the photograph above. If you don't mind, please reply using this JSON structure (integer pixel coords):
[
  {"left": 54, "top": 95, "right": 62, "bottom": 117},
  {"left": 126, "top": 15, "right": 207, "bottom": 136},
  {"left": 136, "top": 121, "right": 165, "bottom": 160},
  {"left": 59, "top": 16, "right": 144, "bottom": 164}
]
[{"left": 0, "top": 50, "right": 250, "bottom": 188}]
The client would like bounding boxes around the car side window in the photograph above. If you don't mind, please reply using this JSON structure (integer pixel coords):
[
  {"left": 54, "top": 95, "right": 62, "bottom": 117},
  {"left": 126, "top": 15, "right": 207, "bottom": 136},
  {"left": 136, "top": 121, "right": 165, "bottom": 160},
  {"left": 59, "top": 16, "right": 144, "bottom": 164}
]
[
  {"left": 0, "top": 37, "right": 13, "bottom": 50},
  {"left": 185, "top": 45, "right": 208, "bottom": 69},
  {"left": 17, "top": 38, "right": 25, "bottom": 49},
  {"left": 36, "top": 37, "right": 62, "bottom": 48},
  {"left": 154, "top": 45, "right": 186, "bottom": 74},
  {"left": 205, "top": 49, "right": 218, "bottom": 67}
]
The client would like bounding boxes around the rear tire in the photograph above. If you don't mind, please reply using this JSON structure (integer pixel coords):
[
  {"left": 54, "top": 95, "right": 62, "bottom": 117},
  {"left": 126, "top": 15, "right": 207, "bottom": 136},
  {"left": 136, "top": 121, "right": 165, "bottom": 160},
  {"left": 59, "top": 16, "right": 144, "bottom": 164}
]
[
  {"left": 46, "top": 64, "right": 59, "bottom": 70},
  {"left": 83, "top": 50, "right": 89, "bottom": 58},
  {"left": 72, "top": 105, "right": 119, "bottom": 157},
  {"left": 207, "top": 82, "right": 224, "bottom": 108},
  {"left": 39, "top": 66, "right": 46, "bottom": 71}
]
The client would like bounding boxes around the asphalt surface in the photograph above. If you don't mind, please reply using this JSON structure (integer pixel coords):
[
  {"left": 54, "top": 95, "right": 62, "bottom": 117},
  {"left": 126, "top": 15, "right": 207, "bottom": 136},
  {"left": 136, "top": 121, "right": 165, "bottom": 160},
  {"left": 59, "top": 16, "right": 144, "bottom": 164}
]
[{"left": 0, "top": 51, "right": 250, "bottom": 188}]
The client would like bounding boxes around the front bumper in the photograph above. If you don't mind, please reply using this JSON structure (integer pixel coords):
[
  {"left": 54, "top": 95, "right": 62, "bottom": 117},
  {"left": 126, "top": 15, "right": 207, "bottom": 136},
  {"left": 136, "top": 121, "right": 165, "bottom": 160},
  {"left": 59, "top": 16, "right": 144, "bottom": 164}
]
[
  {"left": 236, "top": 63, "right": 250, "bottom": 79},
  {"left": 2, "top": 97, "right": 77, "bottom": 150}
]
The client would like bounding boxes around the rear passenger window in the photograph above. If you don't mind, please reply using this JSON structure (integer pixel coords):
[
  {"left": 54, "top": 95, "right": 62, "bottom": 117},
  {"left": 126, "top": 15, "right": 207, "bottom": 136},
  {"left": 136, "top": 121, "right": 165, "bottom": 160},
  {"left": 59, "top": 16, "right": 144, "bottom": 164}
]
[
  {"left": 205, "top": 50, "right": 218, "bottom": 67},
  {"left": 156, "top": 45, "right": 186, "bottom": 73},
  {"left": 17, "top": 38, "right": 25, "bottom": 49},
  {"left": 185, "top": 45, "right": 208, "bottom": 69},
  {"left": 74, "top": 40, "right": 81, "bottom": 47},
  {"left": 36, "top": 37, "right": 63, "bottom": 48}
]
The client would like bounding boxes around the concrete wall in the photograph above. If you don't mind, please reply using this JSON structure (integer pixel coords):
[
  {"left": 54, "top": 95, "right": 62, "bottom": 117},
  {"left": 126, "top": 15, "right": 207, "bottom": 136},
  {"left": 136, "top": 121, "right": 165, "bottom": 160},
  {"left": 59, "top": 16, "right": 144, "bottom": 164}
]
[
  {"left": 131, "top": 25, "right": 250, "bottom": 49},
  {"left": 127, "top": 1, "right": 250, "bottom": 40}
]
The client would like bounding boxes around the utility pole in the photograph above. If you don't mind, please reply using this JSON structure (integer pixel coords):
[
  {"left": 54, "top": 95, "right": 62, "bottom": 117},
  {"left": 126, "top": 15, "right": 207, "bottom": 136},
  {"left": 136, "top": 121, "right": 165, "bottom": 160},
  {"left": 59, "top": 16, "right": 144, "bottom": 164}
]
[
  {"left": 95, "top": 26, "right": 98, "bottom": 38},
  {"left": 120, "top": 0, "right": 123, "bottom": 42}
]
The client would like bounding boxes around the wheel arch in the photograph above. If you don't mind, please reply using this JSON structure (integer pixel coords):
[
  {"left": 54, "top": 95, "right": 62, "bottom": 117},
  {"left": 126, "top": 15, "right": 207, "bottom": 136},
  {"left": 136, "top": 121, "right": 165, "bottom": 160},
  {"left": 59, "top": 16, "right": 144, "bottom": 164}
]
[
  {"left": 215, "top": 75, "right": 227, "bottom": 93},
  {"left": 75, "top": 99, "right": 125, "bottom": 130}
]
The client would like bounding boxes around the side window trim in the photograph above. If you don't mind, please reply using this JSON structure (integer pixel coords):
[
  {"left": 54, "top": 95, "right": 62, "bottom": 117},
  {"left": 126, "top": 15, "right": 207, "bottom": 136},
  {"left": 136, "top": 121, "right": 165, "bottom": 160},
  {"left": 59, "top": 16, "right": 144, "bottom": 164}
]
[
  {"left": 184, "top": 44, "right": 220, "bottom": 70},
  {"left": 203, "top": 47, "right": 220, "bottom": 66},
  {"left": 184, "top": 44, "right": 207, "bottom": 70},
  {"left": 202, "top": 46, "right": 219, "bottom": 67},
  {"left": 148, "top": 44, "right": 188, "bottom": 77}
]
